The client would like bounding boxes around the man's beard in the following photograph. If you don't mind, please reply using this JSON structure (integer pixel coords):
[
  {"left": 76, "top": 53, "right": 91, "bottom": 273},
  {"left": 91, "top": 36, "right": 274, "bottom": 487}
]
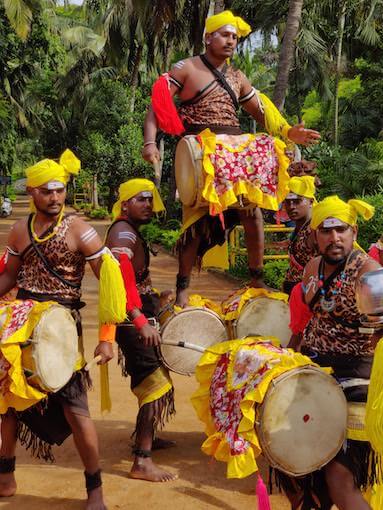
[
  {"left": 322, "top": 253, "right": 347, "bottom": 265},
  {"left": 34, "top": 203, "right": 62, "bottom": 217}
]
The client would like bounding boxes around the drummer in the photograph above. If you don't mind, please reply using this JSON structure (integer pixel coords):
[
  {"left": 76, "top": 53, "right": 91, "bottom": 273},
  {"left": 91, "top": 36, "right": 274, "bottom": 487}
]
[
  {"left": 0, "top": 150, "right": 125, "bottom": 509},
  {"left": 283, "top": 175, "right": 318, "bottom": 296},
  {"left": 142, "top": 10, "right": 320, "bottom": 307},
  {"left": 104, "top": 179, "right": 177, "bottom": 482},
  {"left": 282, "top": 196, "right": 380, "bottom": 509}
]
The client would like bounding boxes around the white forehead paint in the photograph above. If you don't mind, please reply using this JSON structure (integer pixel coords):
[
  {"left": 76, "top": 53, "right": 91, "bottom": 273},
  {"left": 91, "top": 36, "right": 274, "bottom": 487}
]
[
  {"left": 173, "top": 60, "right": 185, "bottom": 69},
  {"left": 80, "top": 227, "right": 97, "bottom": 244},
  {"left": 141, "top": 191, "right": 153, "bottom": 198},
  {"left": 286, "top": 193, "right": 299, "bottom": 199},
  {"left": 219, "top": 24, "right": 237, "bottom": 34},
  {"left": 46, "top": 181, "right": 65, "bottom": 190},
  {"left": 322, "top": 217, "right": 346, "bottom": 228}
]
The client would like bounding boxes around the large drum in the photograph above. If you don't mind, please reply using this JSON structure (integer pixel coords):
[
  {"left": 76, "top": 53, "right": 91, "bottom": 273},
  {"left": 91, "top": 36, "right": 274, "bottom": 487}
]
[
  {"left": 159, "top": 306, "right": 229, "bottom": 376},
  {"left": 174, "top": 136, "right": 206, "bottom": 208},
  {"left": 256, "top": 365, "right": 348, "bottom": 476},
  {"left": 223, "top": 290, "right": 291, "bottom": 346},
  {"left": 1, "top": 301, "right": 78, "bottom": 393}
]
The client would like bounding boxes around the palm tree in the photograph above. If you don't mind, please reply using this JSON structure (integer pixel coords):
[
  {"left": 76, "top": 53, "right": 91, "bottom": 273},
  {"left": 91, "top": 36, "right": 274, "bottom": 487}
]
[{"left": 272, "top": 0, "right": 304, "bottom": 110}]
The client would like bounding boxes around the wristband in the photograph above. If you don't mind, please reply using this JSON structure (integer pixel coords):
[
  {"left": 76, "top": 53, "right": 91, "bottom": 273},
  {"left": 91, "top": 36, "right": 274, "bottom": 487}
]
[
  {"left": 281, "top": 124, "right": 292, "bottom": 140},
  {"left": 99, "top": 324, "right": 116, "bottom": 343},
  {"left": 132, "top": 313, "right": 149, "bottom": 330},
  {"left": 143, "top": 141, "right": 157, "bottom": 147}
]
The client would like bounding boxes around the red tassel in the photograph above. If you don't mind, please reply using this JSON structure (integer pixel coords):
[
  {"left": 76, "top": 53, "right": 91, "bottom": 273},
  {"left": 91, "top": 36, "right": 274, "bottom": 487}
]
[
  {"left": 119, "top": 253, "right": 142, "bottom": 312},
  {"left": 256, "top": 474, "right": 271, "bottom": 510},
  {"left": 151, "top": 74, "right": 185, "bottom": 135}
]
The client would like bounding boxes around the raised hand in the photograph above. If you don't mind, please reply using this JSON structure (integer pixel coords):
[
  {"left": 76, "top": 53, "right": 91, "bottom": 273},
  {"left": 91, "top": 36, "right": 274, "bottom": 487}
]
[{"left": 288, "top": 122, "right": 321, "bottom": 146}]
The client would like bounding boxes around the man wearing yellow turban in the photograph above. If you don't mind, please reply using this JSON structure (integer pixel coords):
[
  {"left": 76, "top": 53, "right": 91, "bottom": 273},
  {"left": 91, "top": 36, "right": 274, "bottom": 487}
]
[
  {"left": 144, "top": 9, "right": 321, "bottom": 307},
  {"left": 105, "top": 179, "right": 176, "bottom": 482},
  {"left": 283, "top": 175, "right": 318, "bottom": 296},
  {"left": 0, "top": 149, "right": 127, "bottom": 508},
  {"left": 279, "top": 195, "right": 380, "bottom": 509}
]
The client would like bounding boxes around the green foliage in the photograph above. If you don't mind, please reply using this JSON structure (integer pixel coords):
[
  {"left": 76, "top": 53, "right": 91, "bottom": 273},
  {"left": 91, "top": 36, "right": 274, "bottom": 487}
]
[
  {"left": 228, "top": 255, "right": 289, "bottom": 290},
  {"left": 338, "top": 76, "right": 362, "bottom": 100},
  {"left": 140, "top": 220, "right": 180, "bottom": 251},
  {"left": 356, "top": 194, "right": 383, "bottom": 251},
  {"left": 88, "top": 206, "right": 109, "bottom": 219}
]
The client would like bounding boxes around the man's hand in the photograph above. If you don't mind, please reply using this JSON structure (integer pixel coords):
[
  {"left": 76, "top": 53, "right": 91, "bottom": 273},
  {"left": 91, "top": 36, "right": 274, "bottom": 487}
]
[
  {"left": 142, "top": 144, "right": 161, "bottom": 165},
  {"left": 288, "top": 122, "right": 321, "bottom": 146},
  {"left": 139, "top": 323, "right": 162, "bottom": 347},
  {"left": 94, "top": 341, "right": 114, "bottom": 364}
]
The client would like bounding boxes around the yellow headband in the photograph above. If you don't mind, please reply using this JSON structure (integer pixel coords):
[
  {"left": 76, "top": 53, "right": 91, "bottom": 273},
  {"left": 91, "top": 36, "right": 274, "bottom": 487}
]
[
  {"left": 111, "top": 178, "right": 165, "bottom": 220},
  {"left": 26, "top": 149, "right": 80, "bottom": 188},
  {"left": 286, "top": 176, "right": 316, "bottom": 201},
  {"left": 205, "top": 10, "right": 251, "bottom": 38},
  {"left": 311, "top": 195, "right": 374, "bottom": 230}
]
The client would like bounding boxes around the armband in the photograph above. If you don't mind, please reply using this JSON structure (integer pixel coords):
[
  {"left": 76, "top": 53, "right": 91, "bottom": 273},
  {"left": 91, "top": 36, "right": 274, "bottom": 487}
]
[{"left": 132, "top": 313, "right": 149, "bottom": 331}]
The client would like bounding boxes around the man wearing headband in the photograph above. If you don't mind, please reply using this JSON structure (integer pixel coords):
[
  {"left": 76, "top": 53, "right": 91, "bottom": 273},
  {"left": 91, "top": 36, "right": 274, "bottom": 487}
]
[
  {"left": 283, "top": 176, "right": 318, "bottom": 296},
  {"left": 105, "top": 179, "right": 177, "bottom": 482},
  {"left": 0, "top": 150, "right": 125, "bottom": 509},
  {"left": 143, "top": 10, "right": 320, "bottom": 307},
  {"left": 279, "top": 196, "right": 380, "bottom": 509}
]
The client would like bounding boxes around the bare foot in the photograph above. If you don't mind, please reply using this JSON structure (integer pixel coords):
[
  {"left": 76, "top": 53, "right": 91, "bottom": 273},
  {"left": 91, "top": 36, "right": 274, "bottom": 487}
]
[
  {"left": 175, "top": 289, "right": 188, "bottom": 308},
  {"left": 152, "top": 437, "right": 176, "bottom": 450},
  {"left": 129, "top": 457, "right": 178, "bottom": 482},
  {"left": 86, "top": 486, "right": 107, "bottom": 510},
  {"left": 249, "top": 278, "right": 276, "bottom": 293},
  {"left": 0, "top": 472, "right": 16, "bottom": 497}
]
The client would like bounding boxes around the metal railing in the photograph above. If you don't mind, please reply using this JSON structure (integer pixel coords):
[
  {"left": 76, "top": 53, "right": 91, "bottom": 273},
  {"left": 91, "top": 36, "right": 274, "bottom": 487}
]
[{"left": 229, "top": 224, "right": 294, "bottom": 266}]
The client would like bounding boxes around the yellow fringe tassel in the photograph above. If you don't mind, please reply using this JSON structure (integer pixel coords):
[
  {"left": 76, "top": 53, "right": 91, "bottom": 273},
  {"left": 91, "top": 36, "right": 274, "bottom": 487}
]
[
  {"left": 259, "top": 93, "right": 292, "bottom": 141},
  {"left": 98, "top": 251, "right": 127, "bottom": 324}
]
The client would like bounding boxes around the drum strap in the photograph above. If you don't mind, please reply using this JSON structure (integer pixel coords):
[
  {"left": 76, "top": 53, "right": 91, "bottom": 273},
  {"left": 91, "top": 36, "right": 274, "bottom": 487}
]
[
  {"left": 199, "top": 54, "right": 240, "bottom": 111},
  {"left": 26, "top": 214, "right": 81, "bottom": 289}
]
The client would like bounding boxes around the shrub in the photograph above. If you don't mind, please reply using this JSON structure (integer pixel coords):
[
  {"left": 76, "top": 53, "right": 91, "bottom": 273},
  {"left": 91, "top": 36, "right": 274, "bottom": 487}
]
[
  {"left": 228, "top": 255, "right": 289, "bottom": 290},
  {"left": 88, "top": 207, "right": 109, "bottom": 219},
  {"left": 356, "top": 193, "right": 383, "bottom": 250}
]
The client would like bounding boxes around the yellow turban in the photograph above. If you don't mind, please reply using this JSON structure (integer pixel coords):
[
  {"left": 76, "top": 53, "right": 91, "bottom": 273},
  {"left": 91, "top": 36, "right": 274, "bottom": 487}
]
[
  {"left": 286, "top": 176, "right": 316, "bottom": 201},
  {"left": 26, "top": 149, "right": 80, "bottom": 188},
  {"left": 311, "top": 195, "right": 374, "bottom": 230},
  {"left": 111, "top": 178, "right": 165, "bottom": 220},
  {"left": 205, "top": 10, "right": 251, "bottom": 38}
]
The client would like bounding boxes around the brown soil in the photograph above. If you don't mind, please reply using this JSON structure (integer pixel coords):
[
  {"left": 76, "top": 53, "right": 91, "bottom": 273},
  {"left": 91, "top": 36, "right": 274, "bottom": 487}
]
[{"left": 0, "top": 199, "right": 290, "bottom": 509}]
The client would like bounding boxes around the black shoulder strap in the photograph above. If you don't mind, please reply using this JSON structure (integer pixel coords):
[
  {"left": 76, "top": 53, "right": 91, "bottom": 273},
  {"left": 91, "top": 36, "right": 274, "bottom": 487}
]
[
  {"left": 27, "top": 215, "right": 81, "bottom": 289},
  {"left": 199, "top": 54, "right": 239, "bottom": 111}
]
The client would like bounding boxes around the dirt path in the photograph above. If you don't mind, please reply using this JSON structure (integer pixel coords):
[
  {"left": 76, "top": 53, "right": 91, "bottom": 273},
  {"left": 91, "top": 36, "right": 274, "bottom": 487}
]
[{"left": 0, "top": 199, "right": 290, "bottom": 510}]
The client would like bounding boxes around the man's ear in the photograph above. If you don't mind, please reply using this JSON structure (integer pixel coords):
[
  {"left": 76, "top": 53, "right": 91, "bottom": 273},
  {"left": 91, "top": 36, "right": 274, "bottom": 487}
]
[{"left": 353, "top": 224, "right": 358, "bottom": 240}]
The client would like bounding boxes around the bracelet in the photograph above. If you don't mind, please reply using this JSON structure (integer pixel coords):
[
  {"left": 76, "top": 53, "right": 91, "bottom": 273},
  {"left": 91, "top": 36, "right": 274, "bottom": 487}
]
[
  {"left": 132, "top": 313, "right": 149, "bottom": 330},
  {"left": 143, "top": 141, "right": 157, "bottom": 147}
]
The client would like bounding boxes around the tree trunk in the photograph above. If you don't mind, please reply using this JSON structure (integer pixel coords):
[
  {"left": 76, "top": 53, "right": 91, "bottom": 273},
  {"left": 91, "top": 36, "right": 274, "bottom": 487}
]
[
  {"left": 272, "top": 0, "right": 304, "bottom": 110},
  {"left": 333, "top": 1, "right": 347, "bottom": 146},
  {"left": 92, "top": 174, "right": 99, "bottom": 209},
  {"left": 128, "top": 44, "right": 143, "bottom": 113}
]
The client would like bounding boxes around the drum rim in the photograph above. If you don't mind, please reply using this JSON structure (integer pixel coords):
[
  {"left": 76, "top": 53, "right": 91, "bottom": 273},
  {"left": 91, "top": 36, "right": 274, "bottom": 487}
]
[
  {"left": 256, "top": 365, "right": 347, "bottom": 476},
  {"left": 159, "top": 306, "right": 228, "bottom": 376},
  {"left": 31, "top": 304, "right": 78, "bottom": 392},
  {"left": 174, "top": 136, "right": 202, "bottom": 208}
]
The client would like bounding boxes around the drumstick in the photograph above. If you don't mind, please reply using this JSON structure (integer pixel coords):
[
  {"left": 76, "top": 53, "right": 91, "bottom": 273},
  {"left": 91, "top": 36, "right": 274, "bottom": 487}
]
[
  {"left": 85, "top": 355, "right": 102, "bottom": 371},
  {"left": 161, "top": 340, "right": 206, "bottom": 353},
  {"left": 153, "top": 160, "right": 161, "bottom": 188}
]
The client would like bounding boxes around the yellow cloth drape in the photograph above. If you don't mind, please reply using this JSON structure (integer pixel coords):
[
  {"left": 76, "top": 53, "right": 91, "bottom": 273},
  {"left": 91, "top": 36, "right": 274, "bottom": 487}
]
[
  {"left": 205, "top": 10, "right": 251, "bottom": 38},
  {"left": 111, "top": 178, "right": 165, "bottom": 220},
  {"left": 191, "top": 337, "right": 320, "bottom": 478},
  {"left": 258, "top": 93, "right": 292, "bottom": 141},
  {"left": 0, "top": 300, "right": 85, "bottom": 413},
  {"left": 198, "top": 129, "right": 290, "bottom": 216},
  {"left": 311, "top": 195, "right": 374, "bottom": 230}
]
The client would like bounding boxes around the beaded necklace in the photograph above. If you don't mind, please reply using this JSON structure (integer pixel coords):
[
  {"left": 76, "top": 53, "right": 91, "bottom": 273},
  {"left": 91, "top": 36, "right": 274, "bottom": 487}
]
[
  {"left": 30, "top": 207, "right": 65, "bottom": 244},
  {"left": 317, "top": 255, "right": 349, "bottom": 312}
]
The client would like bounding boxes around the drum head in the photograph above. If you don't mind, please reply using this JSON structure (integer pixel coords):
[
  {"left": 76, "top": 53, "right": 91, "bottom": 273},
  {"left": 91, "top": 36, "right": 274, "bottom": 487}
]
[
  {"left": 257, "top": 366, "right": 347, "bottom": 476},
  {"left": 174, "top": 137, "right": 201, "bottom": 206},
  {"left": 160, "top": 307, "right": 228, "bottom": 375},
  {"left": 32, "top": 305, "right": 78, "bottom": 392},
  {"left": 234, "top": 297, "right": 290, "bottom": 346}
]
